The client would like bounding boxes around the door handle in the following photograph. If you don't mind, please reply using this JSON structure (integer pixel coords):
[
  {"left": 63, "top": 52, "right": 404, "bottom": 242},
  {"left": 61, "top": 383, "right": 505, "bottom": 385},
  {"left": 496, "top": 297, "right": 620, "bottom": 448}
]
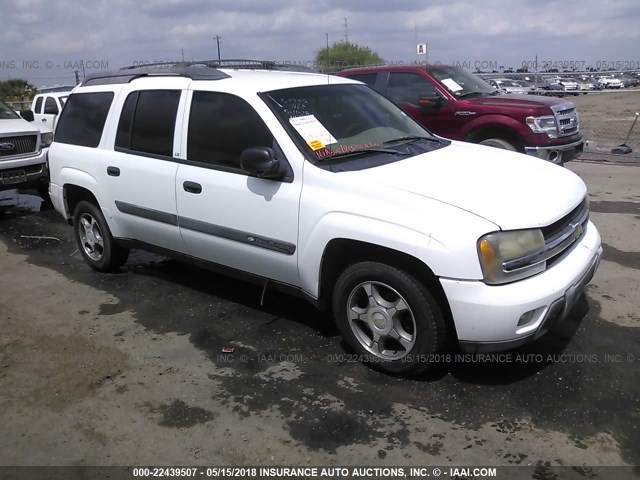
[
  {"left": 183, "top": 181, "right": 202, "bottom": 194},
  {"left": 107, "top": 166, "right": 120, "bottom": 177},
  {"left": 41, "top": 118, "right": 47, "bottom": 122}
]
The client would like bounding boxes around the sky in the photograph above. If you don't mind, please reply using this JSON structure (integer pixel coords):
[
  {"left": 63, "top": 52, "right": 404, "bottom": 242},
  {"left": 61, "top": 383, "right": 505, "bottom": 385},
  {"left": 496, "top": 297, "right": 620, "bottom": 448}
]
[{"left": 1, "top": 0, "right": 639, "bottom": 87}]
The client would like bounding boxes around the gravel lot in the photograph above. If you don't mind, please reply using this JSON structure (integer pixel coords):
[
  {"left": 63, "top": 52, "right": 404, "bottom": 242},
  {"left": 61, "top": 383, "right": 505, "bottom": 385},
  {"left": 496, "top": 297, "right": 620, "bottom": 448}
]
[{"left": 0, "top": 156, "right": 638, "bottom": 477}]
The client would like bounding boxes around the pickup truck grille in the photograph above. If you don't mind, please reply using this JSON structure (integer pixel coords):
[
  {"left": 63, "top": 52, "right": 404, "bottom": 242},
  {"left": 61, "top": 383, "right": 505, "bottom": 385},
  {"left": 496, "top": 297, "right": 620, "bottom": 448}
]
[
  {"left": 0, "top": 135, "right": 38, "bottom": 159},
  {"left": 552, "top": 104, "right": 580, "bottom": 137},
  {"left": 503, "top": 198, "right": 589, "bottom": 272}
]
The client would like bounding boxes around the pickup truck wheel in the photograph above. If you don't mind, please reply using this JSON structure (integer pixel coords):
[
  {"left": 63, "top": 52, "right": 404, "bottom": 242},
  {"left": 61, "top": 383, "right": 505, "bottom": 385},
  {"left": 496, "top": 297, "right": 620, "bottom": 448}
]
[
  {"left": 332, "top": 261, "right": 447, "bottom": 376},
  {"left": 73, "top": 201, "right": 129, "bottom": 272},
  {"left": 478, "top": 138, "right": 517, "bottom": 151}
]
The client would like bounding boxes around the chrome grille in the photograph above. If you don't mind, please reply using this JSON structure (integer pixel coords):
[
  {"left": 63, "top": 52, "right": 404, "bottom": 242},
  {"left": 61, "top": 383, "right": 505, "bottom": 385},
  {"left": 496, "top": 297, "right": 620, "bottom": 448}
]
[
  {"left": 503, "top": 198, "right": 589, "bottom": 272},
  {"left": 551, "top": 103, "right": 580, "bottom": 137},
  {"left": 0, "top": 135, "right": 38, "bottom": 158}
]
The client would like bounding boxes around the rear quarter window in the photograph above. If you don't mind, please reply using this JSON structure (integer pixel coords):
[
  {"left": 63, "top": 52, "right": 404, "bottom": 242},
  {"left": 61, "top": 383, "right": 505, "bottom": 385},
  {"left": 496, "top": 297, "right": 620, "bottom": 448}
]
[
  {"left": 345, "top": 73, "right": 378, "bottom": 88},
  {"left": 55, "top": 92, "right": 114, "bottom": 148}
]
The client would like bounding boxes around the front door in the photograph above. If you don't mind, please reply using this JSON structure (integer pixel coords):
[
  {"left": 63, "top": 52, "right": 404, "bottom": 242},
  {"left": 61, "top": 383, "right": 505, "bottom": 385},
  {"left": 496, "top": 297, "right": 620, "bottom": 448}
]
[{"left": 175, "top": 90, "right": 301, "bottom": 286}]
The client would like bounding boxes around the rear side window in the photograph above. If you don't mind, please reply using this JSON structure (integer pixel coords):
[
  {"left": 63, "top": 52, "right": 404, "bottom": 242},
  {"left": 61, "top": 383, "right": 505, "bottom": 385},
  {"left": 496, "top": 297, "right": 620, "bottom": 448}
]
[
  {"left": 115, "top": 90, "right": 180, "bottom": 157},
  {"left": 346, "top": 73, "right": 378, "bottom": 89},
  {"left": 34, "top": 96, "right": 43, "bottom": 113},
  {"left": 44, "top": 96, "right": 59, "bottom": 115},
  {"left": 55, "top": 92, "right": 114, "bottom": 147}
]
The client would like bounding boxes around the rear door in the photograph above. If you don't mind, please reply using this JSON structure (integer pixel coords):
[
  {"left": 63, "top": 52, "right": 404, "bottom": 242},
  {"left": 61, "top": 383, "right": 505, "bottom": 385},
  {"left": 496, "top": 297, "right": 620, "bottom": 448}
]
[{"left": 100, "top": 81, "right": 189, "bottom": 252}]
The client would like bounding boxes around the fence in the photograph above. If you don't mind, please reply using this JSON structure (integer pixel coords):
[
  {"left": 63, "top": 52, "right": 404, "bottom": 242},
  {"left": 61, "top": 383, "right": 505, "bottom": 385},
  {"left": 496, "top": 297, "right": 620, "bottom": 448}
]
[{"left": 572, "top": 91, "right": 640, "bottom": 159}]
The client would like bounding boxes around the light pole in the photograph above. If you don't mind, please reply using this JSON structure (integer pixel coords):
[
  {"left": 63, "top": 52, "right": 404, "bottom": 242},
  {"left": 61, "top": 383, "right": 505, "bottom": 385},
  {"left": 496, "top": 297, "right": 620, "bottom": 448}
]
[{"left": 214, "top": 35, "right": 222, "bottom": 61}]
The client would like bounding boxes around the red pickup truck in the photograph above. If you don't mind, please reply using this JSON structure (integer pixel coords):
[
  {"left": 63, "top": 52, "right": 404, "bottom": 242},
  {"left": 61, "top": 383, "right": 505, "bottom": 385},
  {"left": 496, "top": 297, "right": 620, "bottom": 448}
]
[{"left": 337, "top": 65, "right": 584, "bottom": 164}]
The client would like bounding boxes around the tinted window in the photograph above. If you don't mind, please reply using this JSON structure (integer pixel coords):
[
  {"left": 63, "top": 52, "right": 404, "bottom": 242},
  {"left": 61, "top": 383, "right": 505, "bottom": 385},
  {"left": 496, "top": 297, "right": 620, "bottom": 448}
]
[
  {"left": 55, "top": 92, "right": 114, "bottom": 147},
  {"left": 347, "top": 73, "right": 378, "bottom": 88},
  {"left": 387, "top": 72, "right": 441, "bottom": 106},
  {"left": 44, "top": 97, "right": 59, "bottom": 115},
  {"left": 116, "top": 90, "right": 180, "bottom": 157},
  {"left": 34, "top": 96, "right": 43, "bottom": 113},
  {"left": 115, "top": 91, "right": 138, "bottom": 150},
  {"left": 187, "top": 91, "right": 274, "bottom": 169}
]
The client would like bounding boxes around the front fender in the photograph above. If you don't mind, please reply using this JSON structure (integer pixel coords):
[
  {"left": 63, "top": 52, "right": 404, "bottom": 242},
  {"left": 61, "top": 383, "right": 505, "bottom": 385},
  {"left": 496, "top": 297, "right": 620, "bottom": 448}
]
[
  {"left": 298, "top": 212, "right": 437, "bottom": 298},
  {"left": 460, "top": 114, "right": 525, "bottom": 143}
]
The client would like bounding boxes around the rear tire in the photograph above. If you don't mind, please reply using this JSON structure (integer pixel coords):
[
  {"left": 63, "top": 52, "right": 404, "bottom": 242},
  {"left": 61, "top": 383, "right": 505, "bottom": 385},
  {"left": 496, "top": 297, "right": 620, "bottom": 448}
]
[
  {"left": 332, "top": 261, "right": 447, "bottom": 376},
  {"left": 73, "top": 201, "right": 129, "bottom": 272},
  {"left": 478, "top": 138, "right": 517, "bottom": 151}
]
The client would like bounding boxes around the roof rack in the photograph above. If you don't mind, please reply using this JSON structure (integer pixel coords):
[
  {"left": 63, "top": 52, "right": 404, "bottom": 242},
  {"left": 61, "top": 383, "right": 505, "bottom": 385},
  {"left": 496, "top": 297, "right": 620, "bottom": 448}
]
[
  {"left": 118, "top": 59, "right": 317, "bottom": 73},
  {"left": 82, "top": 59, "right": 317, "bottom": 86}
]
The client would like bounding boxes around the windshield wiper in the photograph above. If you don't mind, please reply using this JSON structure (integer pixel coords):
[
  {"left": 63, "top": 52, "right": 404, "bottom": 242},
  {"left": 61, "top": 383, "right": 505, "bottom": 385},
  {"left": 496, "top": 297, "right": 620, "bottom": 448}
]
[
  {"left": 382, "top": 135, "right": 440, "bottom": 145},
  {"left": 319, "top": 147, "right": 409, "bottom": 161}
]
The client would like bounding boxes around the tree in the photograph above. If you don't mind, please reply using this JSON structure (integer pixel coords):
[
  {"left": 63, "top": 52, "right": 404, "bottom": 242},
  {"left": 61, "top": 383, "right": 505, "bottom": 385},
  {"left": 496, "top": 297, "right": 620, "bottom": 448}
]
[
  {"left": 315, "top": 41, "right": 383, "bottom": 73},
  {"left": 0, "top": 79, "right": 38, "bottom": 102}
]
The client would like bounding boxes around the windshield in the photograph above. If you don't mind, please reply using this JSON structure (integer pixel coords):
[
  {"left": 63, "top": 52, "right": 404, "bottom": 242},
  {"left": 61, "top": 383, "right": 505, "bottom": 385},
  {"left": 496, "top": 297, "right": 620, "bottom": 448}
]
[
  {"left": 263, "top": 84, "right": 442, "bottom": 164},
  {"left": 0, "top": 100, "right": 21, "bottom": 120},
  {"left": 430, "top": 66, "right": 496, "bottom": 97}
]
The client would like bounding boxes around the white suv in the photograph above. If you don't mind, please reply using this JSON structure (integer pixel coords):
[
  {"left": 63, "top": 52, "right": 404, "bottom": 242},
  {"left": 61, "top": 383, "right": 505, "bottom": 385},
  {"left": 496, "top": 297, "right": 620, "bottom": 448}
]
[{"left": 48, "top": 62, "right": 602, "bottom": 376}]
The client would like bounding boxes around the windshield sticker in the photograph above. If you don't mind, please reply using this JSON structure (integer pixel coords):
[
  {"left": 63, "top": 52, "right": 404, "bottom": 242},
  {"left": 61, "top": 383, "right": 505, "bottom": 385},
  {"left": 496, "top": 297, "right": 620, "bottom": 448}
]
[
  {"left": 315, "top": 142, "right": 381, "bottom": 160},
  {"left": 289, "top": 115, "right": 337, "bottom": 151},
  {"left": 441, "top": 78, "right": 463, "bottom": 92}
]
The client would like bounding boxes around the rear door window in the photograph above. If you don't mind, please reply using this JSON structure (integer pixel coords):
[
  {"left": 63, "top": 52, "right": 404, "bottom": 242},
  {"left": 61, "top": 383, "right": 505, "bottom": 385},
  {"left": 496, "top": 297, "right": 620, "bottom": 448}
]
[{"left": 115, "top": 90, "right": 181, "bottom": 157}]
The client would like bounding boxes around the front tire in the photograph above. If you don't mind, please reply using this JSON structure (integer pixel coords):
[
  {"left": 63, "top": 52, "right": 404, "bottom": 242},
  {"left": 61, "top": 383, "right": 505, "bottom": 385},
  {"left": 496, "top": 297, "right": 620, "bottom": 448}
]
[
  {"left": 478, "top": 138, "right": 517, "bottom": 151},
  {"left": 332, "top": 261, "right": 447, "bottom": 376},
  {"left": 73, "top": 201, "right": 129, "bottom": 272}
]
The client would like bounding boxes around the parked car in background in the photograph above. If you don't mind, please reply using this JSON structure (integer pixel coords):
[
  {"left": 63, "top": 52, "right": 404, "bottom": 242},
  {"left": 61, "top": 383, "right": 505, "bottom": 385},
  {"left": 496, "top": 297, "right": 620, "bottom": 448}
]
[
  {"left": 48, "top": 63, "right": 602, "bottom": 376},
  {"left": 29, "top": 91, "right": 71, "bottom": 131},
  {"left": 618, "top": 75, "right": 640, "bottom": 88},
  {"left": 338, "top": 65, "right": 583, "bottom": 164},
  {"left": 535, "top": 77, "right": 564, "bottom": 95},
  {"left": 557, "top": 78, "right": 580, "bottom": 94},
  {"left": 575, "top": 78, "right": 596, "bottom": 92},
  {"left": 485, "top": 78, "right": 532, "bottom": 95},
  {"left": 0, "top": 98, "right": 52, "bottom": 197},
  {"left": 597, "top": 77, "right": 624, "bottom": 89}
]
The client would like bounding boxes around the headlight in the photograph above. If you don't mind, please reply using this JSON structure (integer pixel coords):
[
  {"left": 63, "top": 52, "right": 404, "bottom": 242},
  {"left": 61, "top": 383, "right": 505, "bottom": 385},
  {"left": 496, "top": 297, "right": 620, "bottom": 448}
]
[
  {"left": 526, "top": 115, "right": 558, "bottom": 138},
  {"left": 477, "top": 229, "right": 545, "bottom": 285},
  {"left": 41, "top": 132, "right": 54, "bottom": 148}
]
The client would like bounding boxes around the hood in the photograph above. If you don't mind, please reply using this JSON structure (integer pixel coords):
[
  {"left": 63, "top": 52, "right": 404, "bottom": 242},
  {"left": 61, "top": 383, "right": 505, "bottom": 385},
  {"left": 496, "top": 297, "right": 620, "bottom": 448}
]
[
  {"left": 465, "top": 94, "right": 571, "bottom": 110},
  {"left": 348, "top": 141, "right": 586, "bottom": 230},
  {"left": 0, "top": 118, "right": 44, "bottom": 135}
]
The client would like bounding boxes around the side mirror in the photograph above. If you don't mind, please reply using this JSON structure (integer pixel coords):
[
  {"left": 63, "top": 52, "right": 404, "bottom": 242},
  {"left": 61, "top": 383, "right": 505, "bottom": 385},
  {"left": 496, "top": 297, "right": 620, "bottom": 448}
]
[
  {"left": 418, "top": 95, "right": 444, "bottom": 108},
  {"left": 20, "top": 110, "right": 34, "bottom": 122},
  {"left": 240, "top": 147, "right": 283, "bottom": 179}
]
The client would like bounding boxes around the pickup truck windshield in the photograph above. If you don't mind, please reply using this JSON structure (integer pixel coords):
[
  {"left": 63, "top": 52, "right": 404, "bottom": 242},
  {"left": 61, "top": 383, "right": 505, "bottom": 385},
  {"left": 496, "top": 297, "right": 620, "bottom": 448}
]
[
  {"left": 263, "top": 84, "right": 442, "bottom": 164},
  {"left": 0, "top": 100, "right": 21, "bottom": 120},
  {"left": 430, "top": 66, "right": 496, "bottom": 97}
]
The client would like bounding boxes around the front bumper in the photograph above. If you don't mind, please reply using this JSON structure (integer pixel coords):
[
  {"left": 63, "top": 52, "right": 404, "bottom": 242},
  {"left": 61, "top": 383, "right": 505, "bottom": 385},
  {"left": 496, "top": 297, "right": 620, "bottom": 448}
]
[
  {"left": 524, "top": 138, "right": 584, "bottom": 165},
  {"left": 441, "top": 221, "right": 602, "bottom": 352},
  {"left": 0, "top": 149, "right": 48, "bottom": 192}
]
